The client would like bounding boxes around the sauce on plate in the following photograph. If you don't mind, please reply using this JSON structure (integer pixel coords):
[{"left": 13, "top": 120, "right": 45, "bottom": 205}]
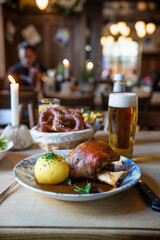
[{"left": 35, "top": 178, "right": 114, "bottom": 194}]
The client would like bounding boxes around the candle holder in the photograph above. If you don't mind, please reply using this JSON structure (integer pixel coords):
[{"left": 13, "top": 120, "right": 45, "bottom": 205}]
[{"left": 1, "top": 124, "right": 33, "bottom": 151}]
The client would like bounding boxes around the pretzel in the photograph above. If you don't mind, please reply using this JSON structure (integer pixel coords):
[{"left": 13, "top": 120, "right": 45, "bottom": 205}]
[
  {"left": 55, "top": 106, "right": 69, "bottom": 114},
  {"left": 54, "top": 112, "right": 84, "bottom": 132},
  {"left": 55, "top": 106, "right": 81, "bottom": 115},
  {"left": 37, "top": 106, "right": 84, "bottom": 132},
  {"left": 37, "top": 107, "right": 63, "bottom": 132}
]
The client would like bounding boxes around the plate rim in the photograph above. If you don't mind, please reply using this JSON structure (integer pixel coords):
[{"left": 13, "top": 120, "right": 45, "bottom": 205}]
[{"left": 13, "top": 150, "right": 141, "bottom": 200}]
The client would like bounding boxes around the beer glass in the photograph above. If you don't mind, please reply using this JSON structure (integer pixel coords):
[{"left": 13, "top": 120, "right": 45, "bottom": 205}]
[
  {"left": 108, "top": 93, "right": 138, "bottom": 159},
  {"left": 38, "top": 98, "right": 60, "bottom": 114}
]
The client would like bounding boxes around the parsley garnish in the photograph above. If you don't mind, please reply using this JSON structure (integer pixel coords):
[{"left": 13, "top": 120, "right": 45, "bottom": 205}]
[
  {"left": 96, "top": 110, "right": 102, "bottom": 114},
  {"left": 86, "top": 110, "right": 92, "bottom": 116},
  {"left": 64, "top": 178, "right": 72, "bottom": 185},
  {"left": 41, "top": 152, "right": 61, "bottom": 162},
  {"left": 41, "top": 152, "right": 56, "bottom": 159},
  {"left": 0, "top": 137, "right": 10, "bottom": 151},
  {"left": 74, "top": 181, "right": 91, "bottom": 194},
  {"left": 86, "top": 110, "right": 102, "bottom": 115}
]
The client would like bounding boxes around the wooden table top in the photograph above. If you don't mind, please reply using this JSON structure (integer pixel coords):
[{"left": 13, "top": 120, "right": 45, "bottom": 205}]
[{"left": 0, "top": 130, "right": 160, "bottom": 240}]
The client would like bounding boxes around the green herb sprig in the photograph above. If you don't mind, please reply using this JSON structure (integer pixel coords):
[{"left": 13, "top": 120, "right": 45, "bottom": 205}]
[
  {"left": 74, "top": 181, "right": 91, "bottom": 194},
  {"left": 41, "top": 152, "right": 63, "bottom": 162},
  {"left": 86, "top": 110, "right": 102, "bottom": 116},
  {"left": 64, "top": 178, "right": 72, "bottom": 185},
  {"left": 0, "top": 137, "right": 10, "bottom": 151}
]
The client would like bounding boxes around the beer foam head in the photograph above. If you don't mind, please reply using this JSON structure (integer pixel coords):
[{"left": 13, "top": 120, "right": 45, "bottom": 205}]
[{"left": 108, "top": 93, "right": 138, "bottom": 108}]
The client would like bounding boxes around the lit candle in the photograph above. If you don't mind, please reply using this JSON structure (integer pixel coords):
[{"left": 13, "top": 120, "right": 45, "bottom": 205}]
[
  {"left": 63, "top": 59, "right": 70, "bottom": 80},
  {"left": 86, "top": 61, "right": 94, "bottom": 71},
  {"left": 8, "top": 75, "right": 19, "bottom": 127}
]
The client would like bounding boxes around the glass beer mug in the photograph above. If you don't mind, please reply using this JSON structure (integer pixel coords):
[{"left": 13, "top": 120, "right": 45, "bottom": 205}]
[
  {"left": 108, "top": 93, "right": 138, "bottom": 159},
  {"left": 38, "top": 98, "right": 60, "bottom": 114}
]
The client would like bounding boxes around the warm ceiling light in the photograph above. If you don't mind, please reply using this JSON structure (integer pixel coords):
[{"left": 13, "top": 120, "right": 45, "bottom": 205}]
[
  {"left": 135, "top": 21, "right": 145, "bottom": 31},
  {"left": 110, "top": 24, "right": 119, "bottom": 36},
  {"left": 120, "top": 26, "right": 130, "bottom": 37},
  {"left": 100, "top": 36, "right": 114, "bottom": 46},
  {"left": 117, "top": 22, "right": 126, "bottom": 32},
  {"left": 100, "top": 36, "right": 106, "bottom": 46},
  {"left": 105, "top": 36, "right": 114, "bottom": 46},
  {"left": 36, "top": 0, "right": 49, "bottom": 10},
  {"left": 148, "top": 2, "right": 156, "bottom": 11},
  {"left": 137, "top": 1, "right": 147, "bottom": 11},
  {"left": 117, "top": 36, "right": 126, "bottom": 44},
  {"left": 136, "top": 28, "right": 146, "bottom": 38},
  {"left": 146, "top": 23, "right": 156, "bottom": 35},
  {"left": 126, "top": 37, "right": 133, "bottom": 42}
]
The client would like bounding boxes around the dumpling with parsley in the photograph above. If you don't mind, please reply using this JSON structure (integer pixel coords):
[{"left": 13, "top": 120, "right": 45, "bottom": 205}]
[{"left": 35, "top": 152, "right": 69, "bottom": 184}]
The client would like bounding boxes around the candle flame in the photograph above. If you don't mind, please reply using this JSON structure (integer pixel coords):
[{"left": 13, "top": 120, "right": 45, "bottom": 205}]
[
  {"left": 8, "top": 75, "right": 16, "bottom": 84},
  {"left": 63, "top": 59, "right": 70, "bottom": 67}
]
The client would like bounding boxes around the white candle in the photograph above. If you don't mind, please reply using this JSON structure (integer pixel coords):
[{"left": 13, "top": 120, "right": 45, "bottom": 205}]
[
  {"left": 63, "top": 59, "right": 70, "bottom": 80},
  {"left": 8, "top": 75, "right": 19, "bottom": 127}
]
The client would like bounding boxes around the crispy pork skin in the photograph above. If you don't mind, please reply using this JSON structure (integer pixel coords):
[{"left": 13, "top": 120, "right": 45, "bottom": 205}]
[{"left": 66, "top": 140, "right": 120, "bottom": 179}]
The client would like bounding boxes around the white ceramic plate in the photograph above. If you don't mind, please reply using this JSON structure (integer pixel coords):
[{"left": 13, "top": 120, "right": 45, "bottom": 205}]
[
  {"left": 13, "top": 150, "right": 141, "bottom": 201},
  {"left": 0, "top": 141, "right": 14, "bottom": 161}
]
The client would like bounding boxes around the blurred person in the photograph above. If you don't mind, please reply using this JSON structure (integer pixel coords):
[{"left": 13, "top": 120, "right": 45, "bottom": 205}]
[
  {"left": 142, "top": 70, "right": 160, "bottom": 91},
  {"left": 5, "top": 41, "right": 46, "bottom": 92}
]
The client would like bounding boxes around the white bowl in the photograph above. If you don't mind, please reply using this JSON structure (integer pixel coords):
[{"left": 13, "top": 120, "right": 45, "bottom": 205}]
[{"left": 0, "top": 141, "right": 14, "bottom": 161}]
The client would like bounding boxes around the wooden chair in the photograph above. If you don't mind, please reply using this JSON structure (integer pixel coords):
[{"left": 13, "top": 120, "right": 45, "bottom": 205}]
[
  {"left": 27, "top": 103, "right": 38, "bottom": 128},
  {"left": 138, "top": 111, "right": 160, "bottom": 130}
]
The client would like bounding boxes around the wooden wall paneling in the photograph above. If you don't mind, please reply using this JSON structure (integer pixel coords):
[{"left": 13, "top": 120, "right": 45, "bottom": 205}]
[
  {"left": 49, "top": 26, "right": 65, "bottom": 68},
  {"left": 85, "top": 2, "right": 103, "bottom": 78},
  {"left": 3, "top": 6, "right": 22, "bottom": 73},
  {"left": 71, "top": 13, "right": 86, "bottom": 79},
  {"left": 20, "top": 13, "right": 53, "bottom": 69},
  {"left": 140, "top": 53, "right": 160, "bottom": 78},
  {"left": 3, "top": 5, "right": 87, "bottom": 79},
  {"left": 0, "top": 5, "right": 5, "bottom": 81},
  {"left": 46, "top": 13, "right": 86, "bottom": 77},
  {"left": 3, "top": 4, "right": 103, "bottom": 82}
]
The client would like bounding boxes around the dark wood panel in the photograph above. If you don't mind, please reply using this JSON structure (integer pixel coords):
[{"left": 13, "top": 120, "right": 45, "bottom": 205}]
[
  {"left": 140, "top": 53, "right": 160, "bottom": 78},
  {"left": 2, "top": 3, "right": 103, "bottom": 85},
  {"left": 85, "top": 2, "right": 103, "bottom": 78}
]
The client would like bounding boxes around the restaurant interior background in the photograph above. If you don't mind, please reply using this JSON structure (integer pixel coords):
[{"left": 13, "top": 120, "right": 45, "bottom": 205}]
[{"left": 0, "top": 0, "right": 160, "bottom": 111}]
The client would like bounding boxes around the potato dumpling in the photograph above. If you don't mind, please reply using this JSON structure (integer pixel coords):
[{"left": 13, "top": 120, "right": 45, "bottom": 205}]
[{"left": 35, "top": 152, "right": 69, "bottom": 184}]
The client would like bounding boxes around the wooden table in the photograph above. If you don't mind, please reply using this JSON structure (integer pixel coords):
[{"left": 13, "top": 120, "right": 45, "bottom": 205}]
[{"left": 0, "top": 130, "right": 160, "bottom": 240}]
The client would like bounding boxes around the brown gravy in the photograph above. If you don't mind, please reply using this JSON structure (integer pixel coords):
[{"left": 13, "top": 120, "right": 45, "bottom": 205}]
[{"left": 35, "top": 179, "right": 114, "bottom": 194}]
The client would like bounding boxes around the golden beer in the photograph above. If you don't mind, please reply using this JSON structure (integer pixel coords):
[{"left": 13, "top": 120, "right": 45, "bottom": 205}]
[
  {"left": 38, "top": 98, "right": 60, "bottom": 114},
  {"left": 108, "top": 93, "right": 138, "bottom": 158}
]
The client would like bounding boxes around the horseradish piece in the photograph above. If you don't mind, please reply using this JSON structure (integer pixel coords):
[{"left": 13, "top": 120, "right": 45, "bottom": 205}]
[{"left": 35, "top": 152, "right": 69, "bottom": 184}]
